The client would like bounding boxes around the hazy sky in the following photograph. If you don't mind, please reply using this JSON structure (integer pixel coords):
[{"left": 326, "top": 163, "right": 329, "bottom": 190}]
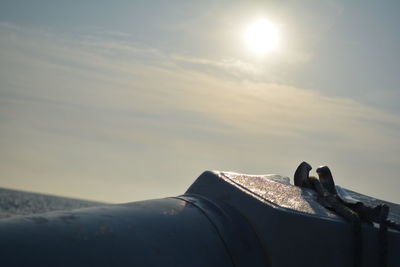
[{"left": 0, "top": 1, "right": 399, "bottom": 203}]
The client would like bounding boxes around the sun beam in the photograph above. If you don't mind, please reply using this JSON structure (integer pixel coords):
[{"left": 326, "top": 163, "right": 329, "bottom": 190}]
[{"left": 243, "top": 18, "right": 281, "bottom": 55}]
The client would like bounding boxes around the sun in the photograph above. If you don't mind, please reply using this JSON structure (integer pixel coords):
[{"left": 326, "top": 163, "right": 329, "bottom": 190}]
[{"left": 243, "top": 18, "right": 281, "bottom": 55}]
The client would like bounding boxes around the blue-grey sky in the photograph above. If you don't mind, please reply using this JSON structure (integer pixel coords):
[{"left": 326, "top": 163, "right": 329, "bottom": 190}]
[{"left": 0, "top": 1, "right": 399, "bottom": 203}]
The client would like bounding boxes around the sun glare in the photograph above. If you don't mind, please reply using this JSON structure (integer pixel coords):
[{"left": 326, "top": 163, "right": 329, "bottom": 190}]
[{"left": 244, "top": 18, "right": 281, "bottom": 55}]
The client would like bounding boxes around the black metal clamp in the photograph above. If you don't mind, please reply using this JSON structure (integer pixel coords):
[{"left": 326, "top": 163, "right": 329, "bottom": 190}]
[{"left": 294, "top": 162, "right": 399, "bottom": 267}]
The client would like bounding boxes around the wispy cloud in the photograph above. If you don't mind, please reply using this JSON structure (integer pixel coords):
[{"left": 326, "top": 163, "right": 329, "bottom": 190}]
[{"left": 0, "top": 24, "right": 399, "bottom": 203}]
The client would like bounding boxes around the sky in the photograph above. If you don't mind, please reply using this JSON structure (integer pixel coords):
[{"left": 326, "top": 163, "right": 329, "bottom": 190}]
[{"left": 0, "top": 0, "right": 399, "bottom": 203}]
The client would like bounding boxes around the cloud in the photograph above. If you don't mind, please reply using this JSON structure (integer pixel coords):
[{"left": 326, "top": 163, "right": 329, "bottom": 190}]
[{"left": 0, "top": 24, "right": 399, "bottom": 203}]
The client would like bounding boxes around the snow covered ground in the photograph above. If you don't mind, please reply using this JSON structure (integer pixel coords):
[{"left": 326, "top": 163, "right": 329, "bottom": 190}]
[{"left": 0, "top": 187, "right": 106, "bottom": 219}]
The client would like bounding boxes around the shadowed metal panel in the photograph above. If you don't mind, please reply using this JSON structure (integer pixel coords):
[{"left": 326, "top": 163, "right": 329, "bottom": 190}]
[
  {"left": 0, "top": 197, "right": 266, "bottom": 267},
  {"left": 186, "top": 171, "right": 400, "bottom": 267}
]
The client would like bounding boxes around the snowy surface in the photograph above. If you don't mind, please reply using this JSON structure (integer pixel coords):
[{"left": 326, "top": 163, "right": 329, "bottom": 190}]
[{"left": 0, "top": 187, "right": 106, "bottom": 219}]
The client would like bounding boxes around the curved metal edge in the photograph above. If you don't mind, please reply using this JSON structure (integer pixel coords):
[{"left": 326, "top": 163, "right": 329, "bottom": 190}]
[{"left": 174, "top": 194, "right": 268, "bottom": 267}]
